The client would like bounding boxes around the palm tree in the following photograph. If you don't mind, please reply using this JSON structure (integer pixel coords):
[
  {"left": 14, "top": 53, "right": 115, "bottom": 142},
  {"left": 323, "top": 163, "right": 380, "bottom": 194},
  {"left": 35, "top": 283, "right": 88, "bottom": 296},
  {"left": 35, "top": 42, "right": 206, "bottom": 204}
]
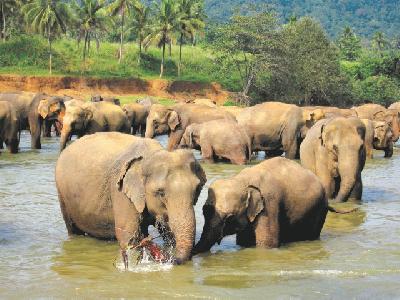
[
  {"left": 131, "top": 0, "right": 150, "bottom": 64},
  {"left": 177, "top": 0, "right": 204, "bottom": 76},
  {"left": 1, "top": 0, "right": 17, "bottom": 42},
  {"left": 144, "top": 0, "right": 181, "bottom": 78},
  {"left": 22, "top": 0, "right": 70, "bottom": 73},
  {"left": 73, "top": 0, "right": 109, "bottom": 64},
  {"left": 372, "top": 31, "right": 388, "bottom": 55},
  {"left": 107, "top": 0, "right": 137, "bottom": 64}
]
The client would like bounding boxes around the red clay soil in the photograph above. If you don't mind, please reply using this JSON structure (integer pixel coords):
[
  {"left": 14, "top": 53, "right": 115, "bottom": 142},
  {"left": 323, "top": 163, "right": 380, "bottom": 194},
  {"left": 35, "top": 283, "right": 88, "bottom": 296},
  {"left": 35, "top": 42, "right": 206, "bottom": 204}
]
[{"left": 0, "top": 75, "right": 230, "bottom": 104}]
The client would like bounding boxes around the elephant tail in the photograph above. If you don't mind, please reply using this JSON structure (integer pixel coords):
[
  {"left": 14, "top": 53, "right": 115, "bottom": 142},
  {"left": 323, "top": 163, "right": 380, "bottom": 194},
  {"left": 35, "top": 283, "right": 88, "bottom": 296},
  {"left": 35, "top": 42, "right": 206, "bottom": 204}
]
[{"left": 328, "top": 205, "right": 358, "bottom": 214}]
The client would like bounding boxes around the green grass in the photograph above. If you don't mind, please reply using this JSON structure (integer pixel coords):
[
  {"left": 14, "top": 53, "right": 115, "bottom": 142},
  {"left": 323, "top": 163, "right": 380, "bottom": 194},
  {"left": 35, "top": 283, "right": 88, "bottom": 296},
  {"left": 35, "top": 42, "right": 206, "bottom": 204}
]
[{"left": 0, "top": 35, "right": 241, "bottom": 92}]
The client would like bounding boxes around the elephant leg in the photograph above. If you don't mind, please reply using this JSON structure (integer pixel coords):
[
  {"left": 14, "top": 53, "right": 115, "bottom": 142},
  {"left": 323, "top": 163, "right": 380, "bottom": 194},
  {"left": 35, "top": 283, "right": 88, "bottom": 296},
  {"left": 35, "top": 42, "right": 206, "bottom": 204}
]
[
  {"left": 140, "top": 124, "right": 146, "bottom": 137},
  {"left": 0, "top": 138, "right": 3, "bottom": 149},
  {"left": 349, "top": 176, "right": 363, "bottom": 200},
  {"left": 236, "top": 223, "right": 256, "bottom": 247},
  {"left": 167, "top": 129, "right": 184, "bottom": 151},
  {"left": 384, "top": 141, "right": 393, "bottom": 158},
  {"left": 282, "top": 133, "right": 298, "bottom": 159},
  {"left": 113, "top": 194, "right": 142, "bottom": 269},
  {"left": 201, "top": 142, "right": 215, "bottom": 163},
  {"left": 132, "top": 125, "right": 139, "bottom": 135},
  {"left": 58, "top": 192, "right": 85, "bottom": 236},
  {"left": 43, "top": 120, "right": 52, "bottom": 137},
  {"left": 257, "top": 203, "right": 280, "bottom": 248}
]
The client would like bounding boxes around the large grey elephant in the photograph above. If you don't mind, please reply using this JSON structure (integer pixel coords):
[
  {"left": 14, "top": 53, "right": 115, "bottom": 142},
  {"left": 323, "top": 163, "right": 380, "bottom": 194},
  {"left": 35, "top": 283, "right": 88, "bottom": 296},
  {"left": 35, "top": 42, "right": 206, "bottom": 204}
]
[
  {"left": 0, "top": 101, "right": 19, "bottom": 153},
  {"left": 60, "top": 100, "right": 130, "bottom": 150},
  {"left": 237, "top": 102, "right": 321, "bottom": 159},
  {"left": 122, "top": 103, "right": 150, "bottom": 136},
  {"left": 300, "top": 117, "right": 366, "bottom": 203},
  {"left": 361, "top": 119, "right": 393, "bottom": 158},
  {"left": 145, "top": 103, "right": 236, "bottom": 151},
  {"left": 0, "top": 92, "right": 66, "bottom": 149},
  {"left": 193, "top": 157, "right": 352, "bottom": 254},
  {"left": 56, "top": 132, "right": 206, "bottom": 267},
  {"left": 179, "top": 120, "right": 251, "bottom": 165}
]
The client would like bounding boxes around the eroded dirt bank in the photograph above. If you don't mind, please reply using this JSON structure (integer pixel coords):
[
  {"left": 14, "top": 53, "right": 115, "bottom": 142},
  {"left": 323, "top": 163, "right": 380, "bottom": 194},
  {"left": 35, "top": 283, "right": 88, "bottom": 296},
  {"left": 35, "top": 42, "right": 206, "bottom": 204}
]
[{"left": 0, "top": 75, "right": 230, "bottom": 103}]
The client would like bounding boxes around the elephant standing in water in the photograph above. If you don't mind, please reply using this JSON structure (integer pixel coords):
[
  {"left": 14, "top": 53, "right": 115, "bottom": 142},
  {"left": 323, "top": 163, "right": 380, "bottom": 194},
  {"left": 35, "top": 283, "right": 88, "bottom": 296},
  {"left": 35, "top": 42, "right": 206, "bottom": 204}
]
[
  {"left": 193, "top": 157, "right": 350, "bottom": 254},
  {"left": 56, "top": 132, "right": 206, "bottom": 267},
  {"left": 60, "top": 100, "right": 130, "bottom": 150},
  {"left": 179, "top": 120, "right": 251, "bottom": 165},
  {"left": 0, "top": 92, "right": 66, "bottom": 149},
  {"left": 145, "top": 104, "right": 235, "bottom": 151},
  {"left": 300, "top": 117, "right": 366, "bottom": 203},
  {"left": 361, "top": 119, "right": 393, "bottom": 158},
  {"left": 122, "top": 103, "right": 150, "bottom": 136},
  {"left": 0, "top": 101, "right": 19, "bottom": 153}
]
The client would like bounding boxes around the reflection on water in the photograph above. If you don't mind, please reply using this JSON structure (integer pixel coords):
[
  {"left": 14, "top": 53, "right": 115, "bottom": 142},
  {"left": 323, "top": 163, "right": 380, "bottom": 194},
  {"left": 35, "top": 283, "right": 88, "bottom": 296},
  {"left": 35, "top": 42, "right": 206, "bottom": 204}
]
[{"left": 1, "top": 134, "right": 400, "bottom": 298}]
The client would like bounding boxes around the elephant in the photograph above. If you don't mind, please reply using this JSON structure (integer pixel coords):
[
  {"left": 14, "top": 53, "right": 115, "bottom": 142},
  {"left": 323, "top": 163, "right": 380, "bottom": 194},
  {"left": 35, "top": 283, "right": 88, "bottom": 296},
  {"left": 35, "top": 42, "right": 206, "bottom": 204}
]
[
  {"left": 300, "top": 117, "right": 366, "bottom": 203},
  {"left": 60, "top": 100, "right": 130, "bottom": 150},
  {"left": 136, "top": 97, "right": 159, "bottom": 107},
  {"left": 361, "top": 119, "right": 393, "bottom": 158},
  {"left": 193, "top": 157, "right": 354, "bottom": 254},
  {"left": 42, "top": 96, "right": 73, "bottom": 138},
  {"left": 91, "top": 95, "right": 121, "bottom": 106},
  {"left": 122, "top": 103, "right": 150, "bottom": 136},
  {"left": 302, "top": 106, "right": 357, "bottom": 119},
  {"left": 236, "top": 102, "right": 321, "bottom": 159},
  {"left": 220, "top": 106, "right": 244, "bottom": 119},
  {"left": 353, "top": 103, "right": 399, "bottom": 142},
  {"left": 56, "top": 132, "right": 207, "bottom": 267},
  {"left": 179, "top": 120, "right": 251, "bottom": 165},
  {"left": 0, "top": 92, "right": 66, "bottom": 149},
  {"left": 185, "top": 98, "right": 217, "bottom": 107},
  {"left": 0, "top": 101, "right": 19, "bottom": 153},
  {"left": 145, "top": 103, "right": 236, "bottom": 151},
  {"left": 389, "top": 101, "right": 400, "bottom": 111}
]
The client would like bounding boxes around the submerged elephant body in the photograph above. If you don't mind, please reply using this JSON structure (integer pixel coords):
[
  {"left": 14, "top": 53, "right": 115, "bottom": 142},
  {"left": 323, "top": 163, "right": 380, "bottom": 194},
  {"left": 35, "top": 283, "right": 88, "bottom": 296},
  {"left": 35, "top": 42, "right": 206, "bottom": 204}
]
[
  {"left": 193, "top": 157, "right": 329, "bottom": 254},
  {"left": 56, "top": 132, "right": 206, "bottom": 266},
  {"left": 0, "top": 92, "right": 66, "bottom": 149},
  {"left": 300, "top": 117, "right": 366, "bottom": 203},
  {"left": 60, "top": 100, "right": 130, "bottom": 150},
  {"left": 179, "top": 120, "right": 251, "bottom": 164},
  {"left": 0, "top": 101, "right": 19, "bottom": 153},
  {"left": 145, "top": 104, "right": 236, "bottom": 151}
]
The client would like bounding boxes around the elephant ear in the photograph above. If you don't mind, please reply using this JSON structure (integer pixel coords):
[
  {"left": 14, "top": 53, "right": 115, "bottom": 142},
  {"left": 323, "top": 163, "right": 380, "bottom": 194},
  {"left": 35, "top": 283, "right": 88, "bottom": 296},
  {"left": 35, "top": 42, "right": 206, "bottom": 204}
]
[
  {"left": 167, "top": 110, "right": 180, "bottom": 131},
  {"left": 38, "top": 99, "right": 49, "bottom": 119},
  {"left": 373, "top": 110, "right": 386, "bottom": 120},
  {"left": 245, "top": 185, "right": 264, "bottom": 223},
  {"left": 115, "top": 142, "right": 149, "bottom": 213}
]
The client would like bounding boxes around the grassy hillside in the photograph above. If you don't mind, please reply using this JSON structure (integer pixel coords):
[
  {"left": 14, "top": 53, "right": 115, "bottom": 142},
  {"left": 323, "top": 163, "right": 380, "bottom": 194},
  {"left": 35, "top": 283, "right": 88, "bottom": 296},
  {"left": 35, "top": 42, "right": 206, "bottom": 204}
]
[
  {"left": 0, "top": 35, "right": 241, "bottom": 92},
  {"left": 205, "top": 0, "right": 400, "bottom": 38}
]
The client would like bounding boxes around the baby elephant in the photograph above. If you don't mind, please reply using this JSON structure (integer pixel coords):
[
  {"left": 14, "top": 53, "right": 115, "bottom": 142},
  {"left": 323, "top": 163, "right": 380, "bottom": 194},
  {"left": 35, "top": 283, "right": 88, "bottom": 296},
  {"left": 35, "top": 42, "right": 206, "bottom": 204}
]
[
  {"left": 193, "top": 157, "right": 349, "bottom": 254},
  {"left": 361, "top": 119, "right": 393, "bottom": 158},
  {"left": 179, "top": 120, "right": 251, "bottom": 165}
]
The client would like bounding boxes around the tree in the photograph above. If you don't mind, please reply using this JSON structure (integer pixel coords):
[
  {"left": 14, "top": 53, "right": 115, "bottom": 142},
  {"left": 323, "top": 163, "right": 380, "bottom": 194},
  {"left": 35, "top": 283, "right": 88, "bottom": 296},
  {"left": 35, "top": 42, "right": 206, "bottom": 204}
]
[
  {"left": 372, "top": 31, "right": 389, "bottom": 54},
  {"left": 337, "top": 26, "right": 362, "bottom": 61},
  {"left": 210, "top": 10, "right": 281, "bottom": 104},
  {"left": 131, "top": 0, "right": 150, "bottom": 64},
  {"left": 22, "top": 0, "right": 70, "bottom": 73},
  {"left": 107, "top": 0, "right": 137, "bottom": 64},
  {"left": 1, "top": 0, "right": 17, "bottom": 42},
  {"left": 73, "top": 0, "right": 109, "bottom": 64},
  {"left": 144, "top": 0, "right": 181, "bottom": 78}
]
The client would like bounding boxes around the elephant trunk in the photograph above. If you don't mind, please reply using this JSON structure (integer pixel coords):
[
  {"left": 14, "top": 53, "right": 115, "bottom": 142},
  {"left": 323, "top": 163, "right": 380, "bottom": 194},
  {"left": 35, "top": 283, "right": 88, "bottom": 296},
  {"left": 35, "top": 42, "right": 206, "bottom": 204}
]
[
  {"left": 193, "top": 206, "right": 224, "bottom": 255},
  {"left": 60, "top": 125, "right": 72, "bottom": 151},
  {"left": 167, "top": 203, "right": 196, "bottom": 264},
  {"left": 334, "top": 148, "right": 362, "bottom": 203},
  {"left": 145, "top": 124, "right": 154, "bottom": 138}
]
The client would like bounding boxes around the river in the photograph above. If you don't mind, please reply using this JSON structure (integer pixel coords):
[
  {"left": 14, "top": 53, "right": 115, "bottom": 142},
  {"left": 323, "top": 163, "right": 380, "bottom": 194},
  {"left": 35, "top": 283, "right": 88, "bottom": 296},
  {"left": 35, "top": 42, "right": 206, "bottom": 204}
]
[{"left": 0, "top": 133, "right": 399, "bottom": 299}]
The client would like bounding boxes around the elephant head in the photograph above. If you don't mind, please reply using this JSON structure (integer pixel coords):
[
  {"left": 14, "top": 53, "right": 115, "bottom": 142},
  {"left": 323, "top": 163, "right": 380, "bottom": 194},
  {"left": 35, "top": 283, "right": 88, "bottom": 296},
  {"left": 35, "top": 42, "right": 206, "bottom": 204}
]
[
  {"left": 116, "top": 144, "right": 207, "bottom": 264},
  {"left": 145, "top": 105, "right": 180, "bottom": 138},
  {"left": 301, "top": 108, "right": 325, "bottom": 139},
  {"left": 320, "top": 118, "right": 366, "bottom": 202},
  {"left": 372, "top": 121, "right": 393, "bottom": 149},
  {"left": 373, "top": 110, "right": 400, "bottom": 142},
  {"left": 37, "top": 95, "right": 66, "bottom": 122},
  {"left": 59, "top": 103, "right": 93, "bottom": 150},
  {"left": 179, "top": 123, "right": 201, "bottom": 150},
  {"left": 193, "top": 176, "right": 264, "bottom": 254}
]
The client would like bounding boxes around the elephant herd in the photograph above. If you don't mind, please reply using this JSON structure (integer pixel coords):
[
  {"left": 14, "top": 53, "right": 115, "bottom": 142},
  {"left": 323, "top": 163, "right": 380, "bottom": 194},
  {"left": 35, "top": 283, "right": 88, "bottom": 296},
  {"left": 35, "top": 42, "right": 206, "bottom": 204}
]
[{"left": 1, "top": 91, "right": 400, "bottom": 268}]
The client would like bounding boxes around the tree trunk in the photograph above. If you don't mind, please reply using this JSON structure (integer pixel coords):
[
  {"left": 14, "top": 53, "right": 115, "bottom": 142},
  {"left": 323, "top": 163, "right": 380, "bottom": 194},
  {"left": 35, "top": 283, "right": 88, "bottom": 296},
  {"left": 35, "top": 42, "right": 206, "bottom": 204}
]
[
  {"left": 48, "top": 26, "right": 52, "bottom": 74},
  {"left": 138, "top": 34, "right": 142, "bottom": 65},
  {"left": 169, "top": 39, "right": 172, "bottom": 57},
  {"left": 178, "top": 32, "right": 183, "bottom": 77},
  {"left": 160, "top": 41, "right": 165, "bottom": 78},
  {"left": 1, "top": 2, "right": 5, "bottom": 43},
  {"left": 119, "top": 8, "right": 125, "bottom": 64}
]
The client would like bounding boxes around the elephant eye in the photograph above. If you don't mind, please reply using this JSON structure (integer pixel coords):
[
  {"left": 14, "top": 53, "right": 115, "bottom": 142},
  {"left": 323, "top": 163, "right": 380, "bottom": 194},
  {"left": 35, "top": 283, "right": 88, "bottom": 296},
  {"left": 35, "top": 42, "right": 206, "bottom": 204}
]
[{"left": 154, "top": 189, "right": 165, "bottom": 198}]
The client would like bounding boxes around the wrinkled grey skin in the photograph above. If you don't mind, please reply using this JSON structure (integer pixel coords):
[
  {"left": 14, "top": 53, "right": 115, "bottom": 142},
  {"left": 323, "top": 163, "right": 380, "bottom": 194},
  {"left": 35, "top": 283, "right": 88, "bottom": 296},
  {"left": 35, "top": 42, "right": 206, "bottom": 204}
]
[
  {"left": 122, "top": 103, "right": 150, "bottom": 136},
  {"left": 193, "top": 157, "right": 328, "bottom": 254},
  {"left": 91, "top": 95, "right": 121, "bottom": 106},
  {"left": 145, "top": 103, "right": 236, "bottom": 151},
  {"left": 237, "top": 102, "right": 318, "bottom": 159},
  {"left": 179, "top": 120, "right": 251, "bottom": 165},
  {"left": 56, "top": 132, "right": 206, "bottom": 267},
  {"left": 300, "top": 117, "right": 366, "bottom": 203},
  {"left": 361, "top": 119, "right": 393, "bottom": 158},
  {"left": 0, "top": 101, "right": 19, "bottom": 153},
  {"left": 0, "top": 92, "right": 65, "bottom": 149},
  {"left": 60, "top": 100, "right": 130, "bottom": 150}
]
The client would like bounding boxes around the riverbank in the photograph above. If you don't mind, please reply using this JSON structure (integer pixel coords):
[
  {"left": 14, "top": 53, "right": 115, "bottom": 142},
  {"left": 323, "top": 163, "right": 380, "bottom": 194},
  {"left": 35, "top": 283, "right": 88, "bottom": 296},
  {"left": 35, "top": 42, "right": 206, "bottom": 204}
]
[{"left": 0, "top": 74, "right": 231, "bottom": 104}]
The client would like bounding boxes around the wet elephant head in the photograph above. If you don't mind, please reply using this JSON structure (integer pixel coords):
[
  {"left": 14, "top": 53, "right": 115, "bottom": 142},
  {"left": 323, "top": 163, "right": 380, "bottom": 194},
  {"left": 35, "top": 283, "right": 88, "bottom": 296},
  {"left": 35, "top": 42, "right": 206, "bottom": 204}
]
[
  {"left": 59, "top": 104, "right": 93, "bottom": 150},
  {"left": 320, "top": 118, "right": 366, "bottom": 203},
  {"left": 37, "top": 95, "right": 66, "bottom": 122},
  {"left": 372, "top": 121, "right": 393, "bottom": 150},
  {"left": 179, "top": 123, "right": 201, "bottom": 149},
  {"left": 373, "top": 110, "right": 400, "bottom": 142},
  {"left": 117, "top": 146, "right": 207, "bottom": 264},
  {"left": 145, "top": 105, "right": 180, "bottom": 138},
  {"left": 193, "top": 178, "right": 263, "bottom": 254}
]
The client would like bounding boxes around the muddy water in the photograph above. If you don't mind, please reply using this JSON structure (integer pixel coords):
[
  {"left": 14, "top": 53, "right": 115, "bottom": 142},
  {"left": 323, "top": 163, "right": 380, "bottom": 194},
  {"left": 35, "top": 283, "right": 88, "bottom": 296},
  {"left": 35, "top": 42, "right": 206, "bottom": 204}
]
[{"left": 1, "top": 133, "right": 400, "bottom": 299}]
